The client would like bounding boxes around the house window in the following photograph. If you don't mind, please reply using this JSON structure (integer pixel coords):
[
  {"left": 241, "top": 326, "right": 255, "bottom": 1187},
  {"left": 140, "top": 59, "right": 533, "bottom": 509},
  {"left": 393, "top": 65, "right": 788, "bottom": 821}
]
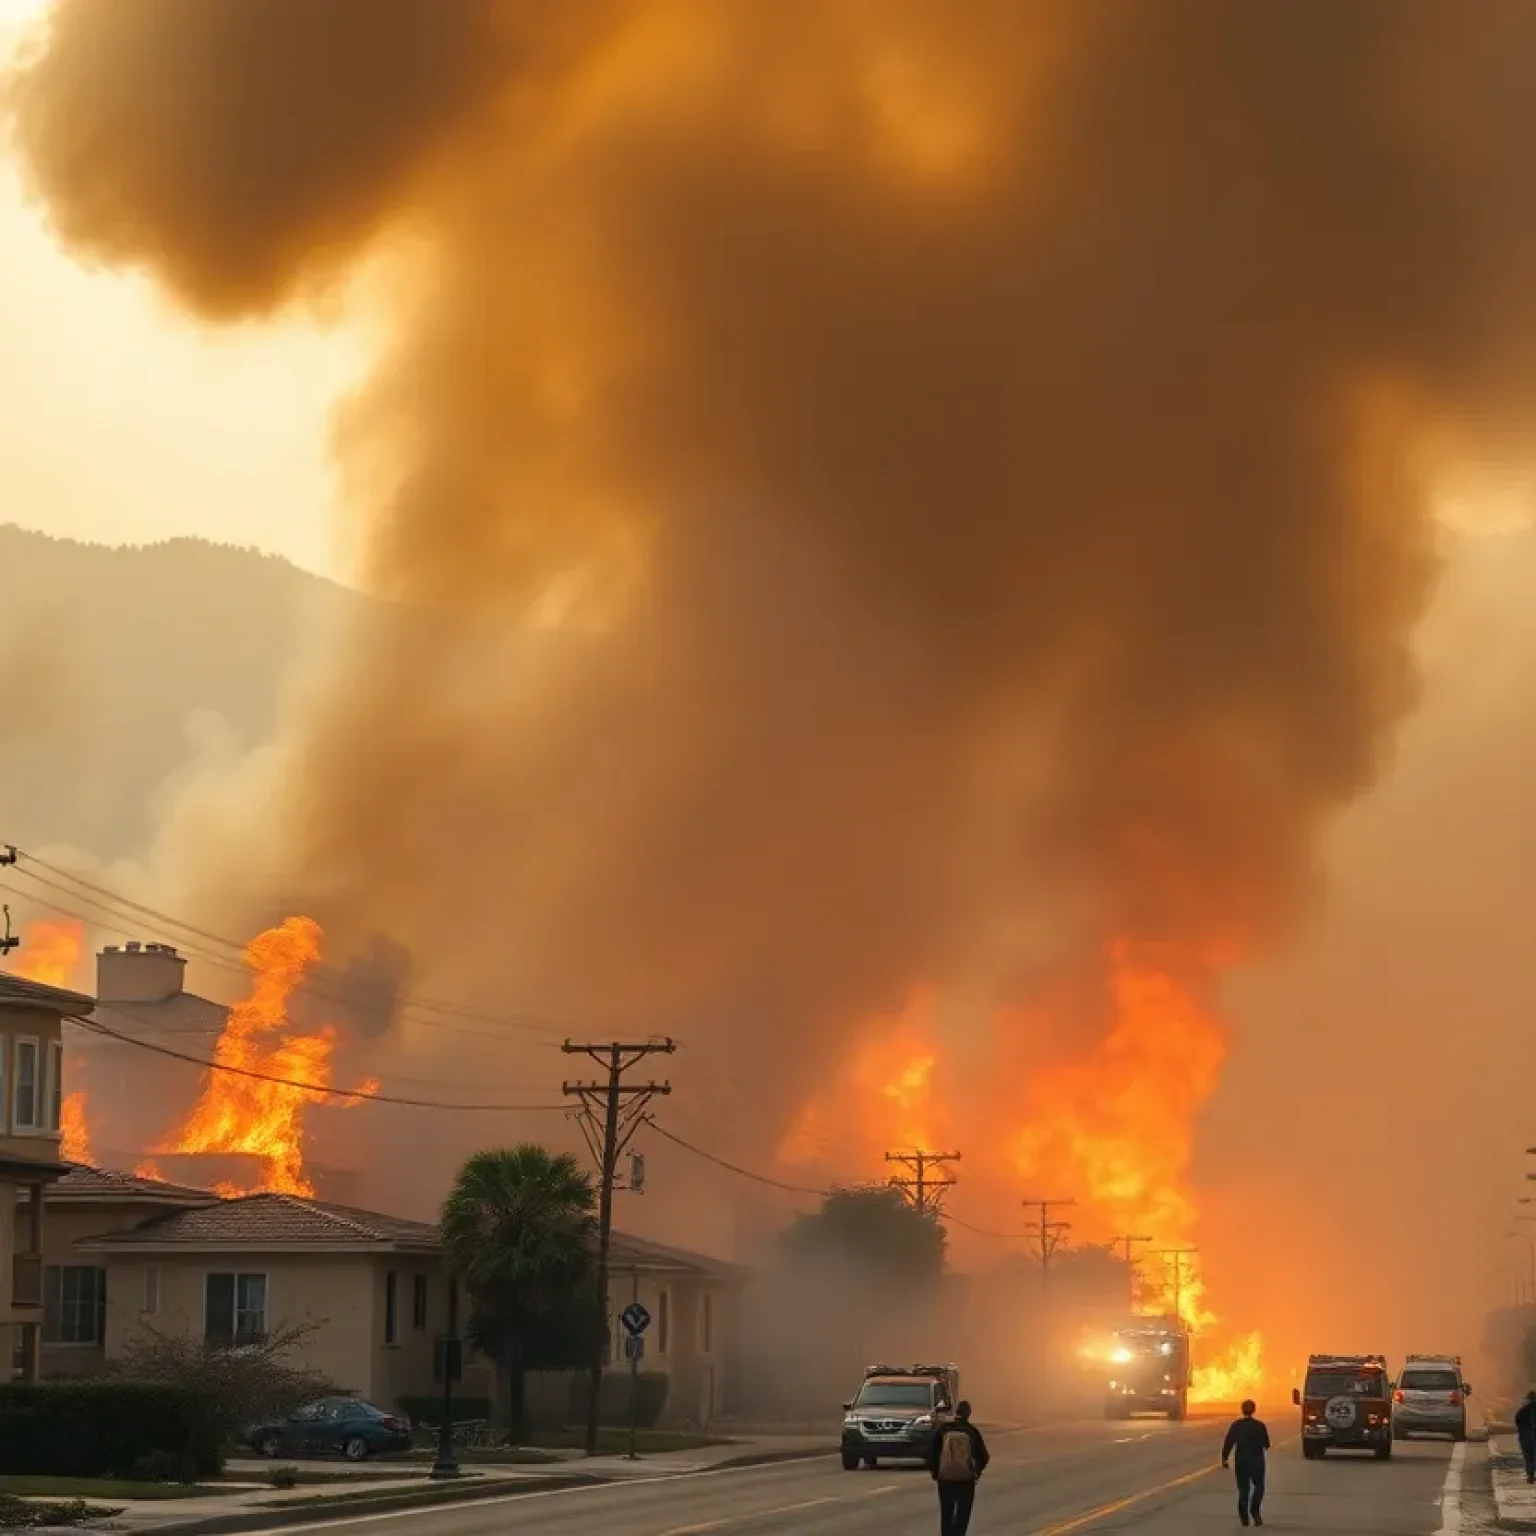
[
  {"left": 658, "top": 1290, "right": 669, "bottom": 1356},
  {"left": 701, "top": 1291, "right": 713, "bottom": 1354},
  {"left": 143, "top": 1266, "right": 160, "bottom": 1315},
  {"left": 43, "top": 1265, "right": 105, "bottom": 1345},
  {"left": 205, "top": 1272, "right": 267, "bottom": 1346},
  {"left": 13, "top": 1040, "right": 39, "bottom": 1131},
  {"left": 412, "top": 1275, "right": 428, "bottom": 1330},
  {"left": 46, "top": 1041, "right": 62, "bottom": 1134},
  {"left": 384, "top": 1271, "right": 398, "bottom": 1345}
]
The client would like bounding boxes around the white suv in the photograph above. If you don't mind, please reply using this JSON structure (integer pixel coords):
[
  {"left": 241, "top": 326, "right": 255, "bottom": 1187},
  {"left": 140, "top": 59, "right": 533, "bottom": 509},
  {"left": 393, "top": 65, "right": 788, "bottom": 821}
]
[{"left": 1393, "top": 1355, "right": 1470, "bottom": 1441}]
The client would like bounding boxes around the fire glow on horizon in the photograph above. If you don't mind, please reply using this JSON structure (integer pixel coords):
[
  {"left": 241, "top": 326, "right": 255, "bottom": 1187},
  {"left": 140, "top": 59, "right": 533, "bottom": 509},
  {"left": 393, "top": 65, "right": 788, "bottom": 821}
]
[{"left": 777, "top": 945, "right": 1267, "bottom": 1403}]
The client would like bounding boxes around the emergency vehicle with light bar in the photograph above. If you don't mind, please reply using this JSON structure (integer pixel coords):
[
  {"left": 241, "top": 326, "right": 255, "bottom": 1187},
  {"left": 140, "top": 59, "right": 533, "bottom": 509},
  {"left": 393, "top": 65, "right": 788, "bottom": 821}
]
[
  {"left": 1292, "top": 1353, "right": 1393, "bottom": 1459},
  {"left": 1103, "top": 1316, "right": 1191, "bottom": 1420}
]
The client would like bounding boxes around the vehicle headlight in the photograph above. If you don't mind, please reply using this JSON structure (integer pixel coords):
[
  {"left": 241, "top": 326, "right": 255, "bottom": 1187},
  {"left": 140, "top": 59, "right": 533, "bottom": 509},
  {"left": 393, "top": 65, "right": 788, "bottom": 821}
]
[
  {"left": 844, "top": 1413, "right": 859, "bottom": 1426},
  {"left": 912, "top": 1415, "right": 933, "bottom": 1428},
  {"left": 1159, "top": 1342, "right": 1172, "bottom": 1355},
  {"left": 1111, "top": 1348, "right": 1132, "bottom": 1364}
]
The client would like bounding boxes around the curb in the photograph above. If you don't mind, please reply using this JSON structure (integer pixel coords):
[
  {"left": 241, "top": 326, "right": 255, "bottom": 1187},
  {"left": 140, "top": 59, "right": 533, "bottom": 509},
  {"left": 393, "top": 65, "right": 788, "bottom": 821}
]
[
  {"left": 105, "top": 1449, "right": 835, "bottom": 1534},
  {"left": 129, "top": 1473, "right": 603, "bottom": 1536}
]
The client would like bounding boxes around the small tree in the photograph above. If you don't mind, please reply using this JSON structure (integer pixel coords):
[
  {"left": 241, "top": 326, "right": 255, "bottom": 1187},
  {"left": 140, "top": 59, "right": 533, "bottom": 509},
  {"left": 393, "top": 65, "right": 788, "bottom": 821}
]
[
  {"left": 441, "top": 1145, "right": 598, "bottom": 1440},
  {"left": 784, "top": 1186, "right": 947, "bottom": 1287},
  {"left": 103, "top": 1319, "right": 337, "bottom": 1444}
]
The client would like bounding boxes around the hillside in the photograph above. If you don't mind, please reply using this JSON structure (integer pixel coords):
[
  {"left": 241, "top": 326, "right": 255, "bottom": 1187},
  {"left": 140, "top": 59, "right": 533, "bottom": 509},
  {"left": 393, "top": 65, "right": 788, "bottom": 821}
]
[{"left": 0, "top": 524, "right": 355, "bottom": 861}]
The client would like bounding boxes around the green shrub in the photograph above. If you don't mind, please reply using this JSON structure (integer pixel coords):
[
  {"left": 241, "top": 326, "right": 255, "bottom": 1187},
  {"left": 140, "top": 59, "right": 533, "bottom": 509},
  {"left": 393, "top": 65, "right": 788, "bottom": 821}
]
[
  {"left": 397, "top": 1396, "right": 494, "bottom": 1428},
  {"left": 127, "top": 1450, "right": 182, "bottom": 1484},
  {"left": 0, "top": 1382, "right": 222, "bottom": 1479},
  {"left": 565, "top": 1371, "right": 669, "bottom": 1429},
  {"left": 268, "top": 1466, "right": 300, "bottom": 1490}
]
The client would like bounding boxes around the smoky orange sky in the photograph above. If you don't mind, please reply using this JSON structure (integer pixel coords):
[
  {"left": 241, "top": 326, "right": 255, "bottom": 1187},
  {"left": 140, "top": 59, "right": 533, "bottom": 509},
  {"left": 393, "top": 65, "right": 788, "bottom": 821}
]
[{"left": 9, "top": 0, "right": 1536, "bottom": 1379}]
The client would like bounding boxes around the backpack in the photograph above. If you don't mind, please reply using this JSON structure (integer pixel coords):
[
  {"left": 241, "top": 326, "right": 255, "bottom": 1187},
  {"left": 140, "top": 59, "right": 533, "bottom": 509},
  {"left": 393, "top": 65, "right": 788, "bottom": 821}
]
[{"left": 936, "top": 1425, "right": 976, "bottom": 1482}]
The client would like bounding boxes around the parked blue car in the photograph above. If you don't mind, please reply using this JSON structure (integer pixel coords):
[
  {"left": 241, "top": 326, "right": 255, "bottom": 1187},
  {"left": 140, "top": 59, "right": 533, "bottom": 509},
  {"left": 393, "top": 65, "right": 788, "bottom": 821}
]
[{"left": 247, "top": 1397, "right": 412, "bottom": 1460}]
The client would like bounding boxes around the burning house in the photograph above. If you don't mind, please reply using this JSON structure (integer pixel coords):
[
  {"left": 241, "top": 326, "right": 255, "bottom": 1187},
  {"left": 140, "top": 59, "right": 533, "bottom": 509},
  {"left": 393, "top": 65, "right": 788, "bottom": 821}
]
[{"left": 78, "top": 936, "right": 368, "bottom": 1206}]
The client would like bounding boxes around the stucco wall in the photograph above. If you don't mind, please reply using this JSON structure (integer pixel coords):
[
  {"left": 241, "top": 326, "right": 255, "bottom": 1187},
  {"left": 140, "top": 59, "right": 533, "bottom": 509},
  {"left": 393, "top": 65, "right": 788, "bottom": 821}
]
[{"left": 103, "top": 1253, "right": 380, "bottom": 1398}]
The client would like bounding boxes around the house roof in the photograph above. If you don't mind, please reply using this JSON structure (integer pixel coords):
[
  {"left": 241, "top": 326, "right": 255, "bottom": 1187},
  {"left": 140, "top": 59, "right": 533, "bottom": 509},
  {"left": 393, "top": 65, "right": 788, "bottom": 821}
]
[
  {"left": 30, "top": 1163, "right": 217, "bottom": 1205},
  {"left": 0, "top": 972, "right": 96, "bottom": 1013},
  {"left": 610, "top": 1230, "right": 749, "bottom": 1281},
  {"left": 88, "top": 994, "right": 227, "bottom": 1039},
  {"left": 75, "top": 1191, "right": 440, "bottom": 1255},
  {"left": 73, "top": 1187, "right": 745, "bottom": 1278}
]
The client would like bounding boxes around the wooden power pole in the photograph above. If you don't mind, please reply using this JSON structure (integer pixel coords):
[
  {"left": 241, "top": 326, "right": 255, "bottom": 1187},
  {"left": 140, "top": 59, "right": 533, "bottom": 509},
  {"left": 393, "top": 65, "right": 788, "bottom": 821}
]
[{"left": 561, "top": 1039, "right": 675, "bottom": 1456}]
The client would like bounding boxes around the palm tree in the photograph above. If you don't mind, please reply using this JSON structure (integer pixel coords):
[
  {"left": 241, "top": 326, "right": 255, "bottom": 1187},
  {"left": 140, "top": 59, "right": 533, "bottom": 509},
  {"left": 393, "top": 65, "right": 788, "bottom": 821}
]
[{"left": 440, "top": 1145, "right": 598, "bottom": 1441}]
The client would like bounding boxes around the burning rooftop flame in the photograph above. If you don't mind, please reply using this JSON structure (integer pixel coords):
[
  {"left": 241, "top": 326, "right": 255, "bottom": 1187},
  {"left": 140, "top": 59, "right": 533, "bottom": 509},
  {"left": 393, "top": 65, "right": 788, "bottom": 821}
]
[
  {"left": 158, "top": 916, "right": 375, "bottom": 1197},
  {"left": 12, "top": 920, "right": 84, "bottom": 990},
  {"left": 60, "top": 1091, "right": 91, "bottom": 1163}
]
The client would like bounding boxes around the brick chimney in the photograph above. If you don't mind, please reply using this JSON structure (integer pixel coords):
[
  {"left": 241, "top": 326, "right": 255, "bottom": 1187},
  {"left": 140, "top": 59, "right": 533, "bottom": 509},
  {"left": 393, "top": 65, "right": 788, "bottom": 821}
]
[{"left": 97, "top": 942, "right": 187, "bottom": 1004}]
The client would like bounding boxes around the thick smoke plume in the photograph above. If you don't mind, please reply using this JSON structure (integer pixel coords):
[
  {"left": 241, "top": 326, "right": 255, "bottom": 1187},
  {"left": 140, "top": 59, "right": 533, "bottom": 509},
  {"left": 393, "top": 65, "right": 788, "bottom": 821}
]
[{"left": 9, "top": 0, "right": 1536, "bottom": 1160}]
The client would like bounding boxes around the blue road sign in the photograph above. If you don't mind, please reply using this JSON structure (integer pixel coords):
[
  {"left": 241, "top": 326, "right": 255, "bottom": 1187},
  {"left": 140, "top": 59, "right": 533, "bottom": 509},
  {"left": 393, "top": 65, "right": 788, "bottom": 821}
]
[{"left": 620, "top": 1301, "right": 652, "bottom": 1337}]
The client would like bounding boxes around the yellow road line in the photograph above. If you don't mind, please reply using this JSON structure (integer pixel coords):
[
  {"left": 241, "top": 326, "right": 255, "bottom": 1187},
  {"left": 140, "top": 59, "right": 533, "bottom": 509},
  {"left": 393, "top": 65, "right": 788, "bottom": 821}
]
[{"left": 1033, "top": 1439, "right": 1298, "bottom": 1536}]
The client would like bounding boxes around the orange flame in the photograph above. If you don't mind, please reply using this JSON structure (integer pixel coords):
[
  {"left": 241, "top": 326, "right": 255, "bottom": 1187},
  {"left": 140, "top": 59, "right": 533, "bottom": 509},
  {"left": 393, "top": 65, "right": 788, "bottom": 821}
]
[
  {"left": 159, "top": 916, "right": 374, "bottom": 1197},
  {"left": 1008, "top": 943, "right": 1263, "bottom": 1401},
  {"left": 777, "top": 991, "right": 945, "bottom": 1174},
  {"left": 777, "top": 944, "right": 1266, "bottom": 1403},
  {"left": 60, "top": 1092, "right": 92, "bottom": 1163},
  {"left": 134, "top": 1160, "right": 164, "bottom": 1182},
  {"left": 12, "top": 920, "right": 84, "bottom": 989}
]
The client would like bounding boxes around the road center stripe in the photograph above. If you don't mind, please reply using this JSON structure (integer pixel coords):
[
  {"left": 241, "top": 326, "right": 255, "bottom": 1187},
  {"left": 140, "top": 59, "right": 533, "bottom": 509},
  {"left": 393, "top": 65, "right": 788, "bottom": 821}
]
[
  {"left": 1033, "top": 1438, "right": 1297, "bottom": 1536},
  {"left": 1437, "top": 1439, "right": 1466, "bottom": 1535}
]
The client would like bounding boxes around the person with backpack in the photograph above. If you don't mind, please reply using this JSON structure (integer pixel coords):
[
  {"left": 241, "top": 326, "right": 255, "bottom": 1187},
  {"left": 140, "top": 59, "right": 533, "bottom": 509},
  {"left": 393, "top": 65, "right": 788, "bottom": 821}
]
[
  {"left": 928, "top": 1399, "right": 990, "bottom": 1536},
  {"left": 1221, "top": 1398, "right": 1271, "bottom": 1527}
]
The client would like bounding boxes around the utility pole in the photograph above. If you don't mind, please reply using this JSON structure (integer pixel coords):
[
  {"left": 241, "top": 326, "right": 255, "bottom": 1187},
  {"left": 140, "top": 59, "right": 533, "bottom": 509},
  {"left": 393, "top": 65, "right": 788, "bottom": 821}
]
[
  {"left": 1152, "top": 1248, "right": 1198, "bottom": 1321},
  {"left": 562, "top": 1039, "right": 675, "bottom": 1457},
  {"left": 0, "top": 851, "right": 18, "bottom": 957},
  {"left": 885, "top": 1149, "right": 961, "bottom": 1214},
  {"left": 1109, "top": 1233, "right": 1153, "bottom": 1309},
  {"left": 1022, "top": 1197, "right": 1076, "bottom": 1298}
]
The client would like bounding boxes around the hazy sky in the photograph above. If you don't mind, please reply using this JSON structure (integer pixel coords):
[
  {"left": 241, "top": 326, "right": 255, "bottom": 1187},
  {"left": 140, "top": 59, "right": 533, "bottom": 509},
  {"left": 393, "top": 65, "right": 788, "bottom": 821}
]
[{"left": 1, "top": 10, "right": 363, "bottom": 579}]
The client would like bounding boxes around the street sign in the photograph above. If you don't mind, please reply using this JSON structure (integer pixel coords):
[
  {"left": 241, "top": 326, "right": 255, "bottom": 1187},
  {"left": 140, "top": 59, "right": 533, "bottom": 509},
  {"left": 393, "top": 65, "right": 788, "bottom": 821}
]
[
  {"left": 620, "top": 1301, "right": 651, "bottom": 1337},
  {"left": 626, "top": 1333, "right": 645, "bottom": 1363}
]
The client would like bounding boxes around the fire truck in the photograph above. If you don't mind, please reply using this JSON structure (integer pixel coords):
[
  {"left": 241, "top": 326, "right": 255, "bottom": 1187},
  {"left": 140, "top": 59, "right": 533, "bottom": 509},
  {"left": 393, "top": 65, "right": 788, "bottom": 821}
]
[
  {"left": 1104, "top": 1316, "right": 1191, "bottom": 1420},
  {"left": 1292, "top": 1353, "right": 1393, "bottom": 1459}
]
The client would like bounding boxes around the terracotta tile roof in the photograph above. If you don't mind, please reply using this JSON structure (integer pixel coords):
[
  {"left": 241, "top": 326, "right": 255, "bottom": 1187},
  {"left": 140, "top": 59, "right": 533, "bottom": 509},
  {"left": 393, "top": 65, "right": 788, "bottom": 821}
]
[
  {"left": 74, "top": 1187, "right": 743, "bottom": 1276},
  {"left": 610, "top": 1230, "right": 748, "bottom": 1280},
  {"left": 77, "top": 1192, "right": 439, "bottom": 1252},
  {"left": 0, "top": 973, "right": 95, "bottom": 1012},
  {"left": 36, "top": 1163, "right": 216, "bottom": 1203}
]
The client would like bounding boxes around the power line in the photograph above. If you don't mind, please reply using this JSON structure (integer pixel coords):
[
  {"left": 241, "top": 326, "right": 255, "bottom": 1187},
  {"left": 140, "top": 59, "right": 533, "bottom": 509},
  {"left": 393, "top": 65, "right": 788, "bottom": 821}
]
[
  {"left": 68, "top": 1011, "right": 570, "bottom": 1113},
  {"left": 0, "top": 859, "right": 579, "bottom": 1044},
  {"left": 645, "top": 1120, "right": 833, "bottom": 1195},
  {"left": 1109, "top": 1232, "right": 1154, "bottom": 1309}
]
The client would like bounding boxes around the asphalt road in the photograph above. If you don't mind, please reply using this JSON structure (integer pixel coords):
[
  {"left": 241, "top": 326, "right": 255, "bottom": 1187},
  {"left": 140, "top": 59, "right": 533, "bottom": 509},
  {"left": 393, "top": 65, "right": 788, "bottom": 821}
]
[{"left": 277, "top": 1417, "right": 1486, "bottom": 1536}]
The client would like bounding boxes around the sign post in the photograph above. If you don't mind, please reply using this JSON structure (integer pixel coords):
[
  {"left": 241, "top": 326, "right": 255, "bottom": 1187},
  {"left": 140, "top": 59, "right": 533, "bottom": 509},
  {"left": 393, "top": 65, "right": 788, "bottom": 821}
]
[{"left": 620, "top": 1301, "right": 652, "bottom": 1462}]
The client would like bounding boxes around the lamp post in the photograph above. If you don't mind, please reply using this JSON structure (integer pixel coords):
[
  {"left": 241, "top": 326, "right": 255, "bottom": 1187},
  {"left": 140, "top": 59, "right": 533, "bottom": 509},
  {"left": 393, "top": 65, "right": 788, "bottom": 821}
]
[{"left": 430, "top": 1279, "right": 461, "bottom": 1480}]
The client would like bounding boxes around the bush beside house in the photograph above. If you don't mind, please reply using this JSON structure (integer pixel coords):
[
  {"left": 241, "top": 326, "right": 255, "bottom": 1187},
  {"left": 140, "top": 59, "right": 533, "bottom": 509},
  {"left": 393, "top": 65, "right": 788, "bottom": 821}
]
[{"left": 0, "top": 1382, "right": 222, "bottom": 1479}]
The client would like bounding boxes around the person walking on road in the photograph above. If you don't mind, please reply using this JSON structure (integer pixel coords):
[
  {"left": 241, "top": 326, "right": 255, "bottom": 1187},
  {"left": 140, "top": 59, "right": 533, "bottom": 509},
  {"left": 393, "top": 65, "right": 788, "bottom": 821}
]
[
  {"left": 928, "top": 1399, "right": 990, "bottom": 1536},
  {"left": 1222, "top": 1398, "right": 1270, "bottom": 1527},
  {"left": 1516, "top": 1390, "right": 1536, "bottom": 1483}
]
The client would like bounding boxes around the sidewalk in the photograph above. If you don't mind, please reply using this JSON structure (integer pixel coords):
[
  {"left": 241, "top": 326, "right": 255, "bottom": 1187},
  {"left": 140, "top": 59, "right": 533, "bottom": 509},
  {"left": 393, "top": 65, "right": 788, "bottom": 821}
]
[
  {"left": 1486, "top": 1431, "right": 1536, "bottom": 1529},
  {"left": 68, "top": 1435, "right": 832, "bottom": 1534}
]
